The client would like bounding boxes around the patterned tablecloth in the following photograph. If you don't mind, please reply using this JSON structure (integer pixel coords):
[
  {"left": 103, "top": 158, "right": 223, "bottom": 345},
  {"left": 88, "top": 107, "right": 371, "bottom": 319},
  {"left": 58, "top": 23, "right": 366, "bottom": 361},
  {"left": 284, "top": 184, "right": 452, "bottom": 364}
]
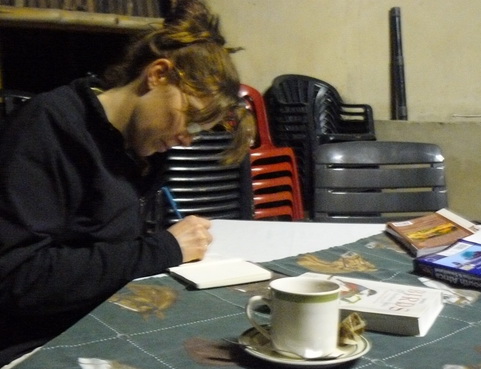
[{"left": 14, "top": 233, "right": 481, "bottom": 369}]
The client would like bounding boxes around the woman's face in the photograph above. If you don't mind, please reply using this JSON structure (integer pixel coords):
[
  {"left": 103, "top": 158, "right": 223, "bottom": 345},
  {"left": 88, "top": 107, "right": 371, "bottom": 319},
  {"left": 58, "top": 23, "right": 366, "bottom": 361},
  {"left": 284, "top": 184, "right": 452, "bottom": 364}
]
[{"left": 128, "top": 82, "right": 215, "bottom": 157}]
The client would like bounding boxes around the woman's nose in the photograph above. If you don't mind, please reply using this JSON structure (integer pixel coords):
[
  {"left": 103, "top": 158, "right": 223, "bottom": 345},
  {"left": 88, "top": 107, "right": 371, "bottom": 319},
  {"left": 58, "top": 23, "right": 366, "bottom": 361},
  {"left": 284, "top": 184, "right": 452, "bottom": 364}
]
[{"left": 175, "top": 134, "right": 194, "bottom": 147}]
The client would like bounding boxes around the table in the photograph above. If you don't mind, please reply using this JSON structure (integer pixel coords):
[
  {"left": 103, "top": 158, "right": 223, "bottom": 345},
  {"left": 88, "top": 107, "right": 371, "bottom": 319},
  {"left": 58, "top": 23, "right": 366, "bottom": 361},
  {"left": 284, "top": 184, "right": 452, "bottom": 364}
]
[{"left": 10, "top": 220, "right": 481, "bottom": 369}]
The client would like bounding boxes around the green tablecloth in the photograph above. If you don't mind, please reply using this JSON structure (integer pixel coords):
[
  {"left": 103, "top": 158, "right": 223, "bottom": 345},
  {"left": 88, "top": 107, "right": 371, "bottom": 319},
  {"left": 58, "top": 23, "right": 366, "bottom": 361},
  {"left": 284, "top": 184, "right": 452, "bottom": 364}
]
[{"left": 15, "top": 233, "right": 481, "bottom": 369}]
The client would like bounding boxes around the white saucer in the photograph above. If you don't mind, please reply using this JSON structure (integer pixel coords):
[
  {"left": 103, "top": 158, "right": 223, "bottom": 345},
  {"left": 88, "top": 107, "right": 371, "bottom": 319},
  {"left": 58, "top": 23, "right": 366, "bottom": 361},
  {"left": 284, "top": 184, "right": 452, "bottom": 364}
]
[{"left": 238, "top": 326, "right": 371, "bottom": 367}]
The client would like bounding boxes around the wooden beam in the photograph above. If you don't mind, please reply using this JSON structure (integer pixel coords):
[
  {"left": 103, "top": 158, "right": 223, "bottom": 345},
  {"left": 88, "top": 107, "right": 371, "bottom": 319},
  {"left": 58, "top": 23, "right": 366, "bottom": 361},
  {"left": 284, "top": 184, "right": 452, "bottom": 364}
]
[{"left": 0, "top": 6, "right": 163, "bottom": 34}]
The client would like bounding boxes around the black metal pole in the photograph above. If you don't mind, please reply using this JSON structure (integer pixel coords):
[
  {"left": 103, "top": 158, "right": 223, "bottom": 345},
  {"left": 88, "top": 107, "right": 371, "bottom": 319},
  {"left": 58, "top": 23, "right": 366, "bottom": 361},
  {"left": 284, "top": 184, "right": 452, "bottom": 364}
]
[{"left": 390, "top": 7, "right": 408, "bottom": 120}]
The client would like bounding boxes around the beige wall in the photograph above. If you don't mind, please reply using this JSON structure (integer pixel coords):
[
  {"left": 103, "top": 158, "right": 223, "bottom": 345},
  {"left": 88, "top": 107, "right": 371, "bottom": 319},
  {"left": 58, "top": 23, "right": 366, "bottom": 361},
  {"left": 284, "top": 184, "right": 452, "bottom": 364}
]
[
  {"left": 209, "top": 0, "right": 481, "bottom": 122},
  {"left": 209, "top": 0, "right": 481, "bottom": 220}
]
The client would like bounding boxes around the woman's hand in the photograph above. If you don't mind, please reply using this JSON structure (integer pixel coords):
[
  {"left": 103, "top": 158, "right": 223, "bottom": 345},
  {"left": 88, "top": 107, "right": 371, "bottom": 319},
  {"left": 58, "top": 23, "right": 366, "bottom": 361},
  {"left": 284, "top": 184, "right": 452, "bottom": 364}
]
[{"left": 167, "top": 215, "right": 212, "bottom": 263}]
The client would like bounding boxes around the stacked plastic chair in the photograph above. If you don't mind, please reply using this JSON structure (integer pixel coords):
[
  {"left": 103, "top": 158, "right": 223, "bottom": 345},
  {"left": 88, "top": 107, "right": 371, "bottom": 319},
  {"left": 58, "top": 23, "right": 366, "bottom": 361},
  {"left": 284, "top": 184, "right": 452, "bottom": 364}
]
[
  {"left": 151, "top": 131, "right": 254, "bottom": 227},
  {"left": 264, "top": 74, "right": 376, "bottom": 219},
  {"left": 313, "top": 141, "right": 448, "bottom": 223},
  {"left": 239, "top": 84, "right": 304, "bottom": 221}
]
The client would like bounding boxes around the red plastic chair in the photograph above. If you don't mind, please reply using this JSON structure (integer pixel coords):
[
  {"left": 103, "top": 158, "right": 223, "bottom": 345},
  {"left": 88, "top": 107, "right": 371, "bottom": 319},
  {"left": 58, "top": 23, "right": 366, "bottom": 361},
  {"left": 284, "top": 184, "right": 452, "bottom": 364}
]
[
  {"left": 252, "top": 175, "right": 296, "bottom": 219},
  {"left": 255, "top": 206, "right": 294, "bottom": 220},
  {"left": 252, "top": 176, "right": 294, "bottom": 194},
  {"left": 239, "top": 84, "right": 304, "bottom": 220},
  {"left": 254, "top": 191, "right": 294, "bottom": 208},
  {"left": 251, "top": 162, "right": 295, "bottom": 180}
]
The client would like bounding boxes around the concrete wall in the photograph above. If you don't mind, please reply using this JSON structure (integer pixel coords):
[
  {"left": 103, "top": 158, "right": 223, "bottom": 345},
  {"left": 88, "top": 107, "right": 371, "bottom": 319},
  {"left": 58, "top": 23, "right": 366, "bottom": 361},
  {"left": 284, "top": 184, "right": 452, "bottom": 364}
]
[
  {"left": 375, "top": 121, "right": 481, "bottom": 220},
  {"left": 209, "top": 0, "right": 481, "bottom": 122},
  {"left": 209, "top": 0, "right": 481, "bottom": 220}
]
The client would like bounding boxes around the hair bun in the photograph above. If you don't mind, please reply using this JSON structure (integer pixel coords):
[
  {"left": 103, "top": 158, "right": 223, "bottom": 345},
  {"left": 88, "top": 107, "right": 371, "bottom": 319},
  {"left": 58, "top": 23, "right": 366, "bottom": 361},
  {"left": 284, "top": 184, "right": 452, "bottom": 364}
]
[{"left": 162, "top": 0, "right": 211, "bottom": 25}]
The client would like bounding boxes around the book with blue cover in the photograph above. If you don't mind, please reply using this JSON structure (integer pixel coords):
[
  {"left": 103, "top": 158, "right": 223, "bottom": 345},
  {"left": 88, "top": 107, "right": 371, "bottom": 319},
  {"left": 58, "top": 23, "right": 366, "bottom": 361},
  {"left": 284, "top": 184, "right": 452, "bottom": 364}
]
[{"left": 414, "top": 239, "right": 481, "bottom": 290}]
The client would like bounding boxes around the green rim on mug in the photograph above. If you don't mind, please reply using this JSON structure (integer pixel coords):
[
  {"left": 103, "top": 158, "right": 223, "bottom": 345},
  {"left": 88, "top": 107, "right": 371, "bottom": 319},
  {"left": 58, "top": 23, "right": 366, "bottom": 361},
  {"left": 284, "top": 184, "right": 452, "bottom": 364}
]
[{"left": 273, "top": 290, "right": 339, "bottom": 303}]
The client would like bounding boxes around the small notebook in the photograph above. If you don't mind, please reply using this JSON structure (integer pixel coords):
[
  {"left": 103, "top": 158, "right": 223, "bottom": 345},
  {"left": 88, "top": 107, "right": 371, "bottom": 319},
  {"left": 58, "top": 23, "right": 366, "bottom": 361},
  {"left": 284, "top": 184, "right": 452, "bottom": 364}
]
[{"left": 168, "top": 258, "right": 272, "bottom": 289}]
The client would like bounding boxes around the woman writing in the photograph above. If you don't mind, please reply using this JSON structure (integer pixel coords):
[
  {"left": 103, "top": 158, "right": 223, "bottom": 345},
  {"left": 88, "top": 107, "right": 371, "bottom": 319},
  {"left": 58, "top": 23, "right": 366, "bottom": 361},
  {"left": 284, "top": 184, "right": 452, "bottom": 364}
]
[{"left": 0, "top": 0, "right": 254, "bottom": 364}]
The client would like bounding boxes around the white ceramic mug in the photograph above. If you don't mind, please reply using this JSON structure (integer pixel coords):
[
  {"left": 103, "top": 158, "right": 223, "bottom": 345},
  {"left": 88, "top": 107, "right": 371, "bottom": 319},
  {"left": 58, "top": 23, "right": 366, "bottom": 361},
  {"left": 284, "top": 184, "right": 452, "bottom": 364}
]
[{"left": 245, "top": 276, "right": 340, "bottom": 359}]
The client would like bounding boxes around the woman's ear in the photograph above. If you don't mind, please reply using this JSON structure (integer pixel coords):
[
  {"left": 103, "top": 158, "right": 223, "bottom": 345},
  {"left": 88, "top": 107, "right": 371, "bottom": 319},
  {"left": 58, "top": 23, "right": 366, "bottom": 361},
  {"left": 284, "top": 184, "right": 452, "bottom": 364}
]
[{"left": 147, "top": 58, "right": 173, "bottom": 88}]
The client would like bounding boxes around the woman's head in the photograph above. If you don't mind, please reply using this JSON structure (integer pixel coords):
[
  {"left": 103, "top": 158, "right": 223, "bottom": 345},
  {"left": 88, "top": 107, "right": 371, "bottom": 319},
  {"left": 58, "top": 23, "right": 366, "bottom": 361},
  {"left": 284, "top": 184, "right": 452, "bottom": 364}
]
[{"left": 103, "top": 0, "right": 255, "bottom": 164}]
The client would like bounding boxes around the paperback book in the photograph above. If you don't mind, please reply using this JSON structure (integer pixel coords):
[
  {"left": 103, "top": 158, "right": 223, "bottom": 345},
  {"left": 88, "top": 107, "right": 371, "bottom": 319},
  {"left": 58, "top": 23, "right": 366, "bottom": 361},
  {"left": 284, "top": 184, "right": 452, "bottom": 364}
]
[
  {"left": 385, "top": 208, "right": 478, "bottom": 257},
  {"left": 169, "top": 258, "right": 272, "bottom": 289},
  {"left": 302, "top": 272, "right": 444, "bottom": 336},
  {"left": 414, "top": 239, "right": 481, "bottom": 290}
]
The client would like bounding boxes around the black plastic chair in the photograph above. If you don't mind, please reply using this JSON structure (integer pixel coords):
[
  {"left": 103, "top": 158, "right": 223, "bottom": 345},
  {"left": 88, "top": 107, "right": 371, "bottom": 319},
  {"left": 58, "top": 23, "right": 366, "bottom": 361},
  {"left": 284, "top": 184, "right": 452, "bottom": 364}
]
[
  {"left": 264, "top": 74, "right": 376, "bottom": 219},
  {"left": 265, "top": 74, "right": 375, "bottom": 144},
  {"left": 157, "top": 131, "right": 254, "bottom": 225},
  {"left": 312, "top": 79, "right": 375, "bottom": 141},
  {"left": 313, "top": 141, "right": 448, "bottom": 223}
]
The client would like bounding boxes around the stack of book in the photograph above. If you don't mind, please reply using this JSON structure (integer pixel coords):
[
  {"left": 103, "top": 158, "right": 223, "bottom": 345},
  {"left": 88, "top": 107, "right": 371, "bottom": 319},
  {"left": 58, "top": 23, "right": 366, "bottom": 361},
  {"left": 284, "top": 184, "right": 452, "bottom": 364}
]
[
  {"left": 385, "top": 208, "right": 478, "bottom": 257},
  {"left": 385, "top": 208, "right": 481, "bottom": 291}
]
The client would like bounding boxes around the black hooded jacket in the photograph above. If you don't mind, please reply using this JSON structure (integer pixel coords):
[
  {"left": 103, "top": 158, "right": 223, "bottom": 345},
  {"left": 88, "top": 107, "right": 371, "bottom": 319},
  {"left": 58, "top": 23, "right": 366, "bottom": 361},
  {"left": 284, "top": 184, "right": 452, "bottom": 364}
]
[{"left": 0, "top": 78, "right": 182, "bottom": 364}]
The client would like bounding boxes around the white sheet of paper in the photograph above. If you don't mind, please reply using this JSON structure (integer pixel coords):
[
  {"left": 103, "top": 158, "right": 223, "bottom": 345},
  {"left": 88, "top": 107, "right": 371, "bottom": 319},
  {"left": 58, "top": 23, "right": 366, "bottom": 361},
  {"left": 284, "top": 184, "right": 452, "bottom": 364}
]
[{"left": 207, "top": 219, "right": 385, "bottom": 262}]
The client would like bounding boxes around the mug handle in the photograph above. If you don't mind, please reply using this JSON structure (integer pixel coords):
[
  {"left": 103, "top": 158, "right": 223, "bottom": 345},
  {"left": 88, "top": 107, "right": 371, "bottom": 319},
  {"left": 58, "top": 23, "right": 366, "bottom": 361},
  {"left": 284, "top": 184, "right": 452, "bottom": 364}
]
[{"left": 245, "top": 295, "right": 271, "bottom": 340}]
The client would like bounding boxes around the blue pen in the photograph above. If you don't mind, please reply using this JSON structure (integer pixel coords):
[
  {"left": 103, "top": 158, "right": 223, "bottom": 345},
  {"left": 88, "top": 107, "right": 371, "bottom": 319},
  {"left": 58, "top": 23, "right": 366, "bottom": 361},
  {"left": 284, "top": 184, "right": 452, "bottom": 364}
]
[{"left": 161, "top": 186, "right": 183, "bottom": 219}]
